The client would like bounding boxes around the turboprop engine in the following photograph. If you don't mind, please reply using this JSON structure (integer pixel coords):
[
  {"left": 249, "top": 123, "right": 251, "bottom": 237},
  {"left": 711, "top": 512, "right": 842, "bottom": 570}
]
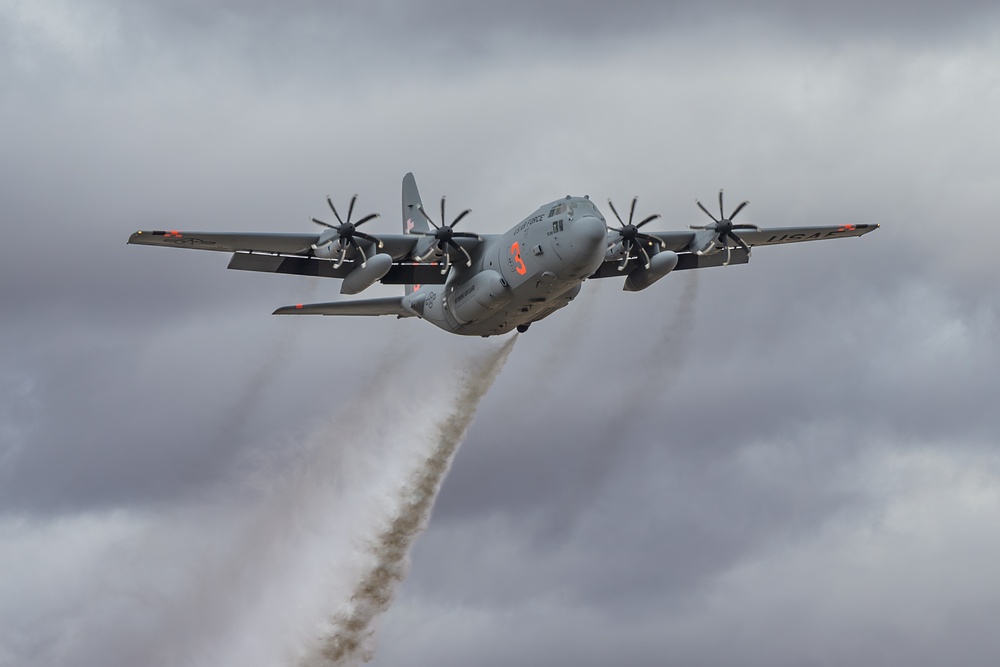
[
  {"left": 688, "top": 190, "right": 758, "bottom": 266},
  {"left": 623, "top": 250, "right": 678, "bottom": 291},
  {"left": 308, "top": 193, "right": 392, "bottom": 294},
  {"left": 312, "top": 231, "right": 346, "bottom": 260}
]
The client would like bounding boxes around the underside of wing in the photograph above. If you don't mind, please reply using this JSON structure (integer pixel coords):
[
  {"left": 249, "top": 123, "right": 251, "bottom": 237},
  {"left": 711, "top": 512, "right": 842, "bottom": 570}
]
[
  {"left": 128, "top": 230, "right": 489, "bottom": 281},
  {"left": 273, "top": 297, "right": 414, "bottom": 317},
  {"left": 735, "top": 223, "right": 879, "bottom": 246},
  {"left": 127, "top": 230, "right": 424, "bottom": 258},
  {"left": 639, "top": 223, "right": 878, "bottom": 252},
  {"left": 226, "top": 253, "right": 451, "bottom": 284}
]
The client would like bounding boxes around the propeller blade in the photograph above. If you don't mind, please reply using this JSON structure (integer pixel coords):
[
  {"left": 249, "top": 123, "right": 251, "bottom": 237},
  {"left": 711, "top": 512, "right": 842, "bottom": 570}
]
[
  {"left": 696, "top": 200, "right": 719, "bottom": 223},
  {"left": 416, "top": 205, "right": 440, "bottom": 229},
  {"left": 440, "top": 196, "right": 447, "bottom": 230},
  {"left": 718, "top": 189, "right": 725, "bottom": 220},
  {"left": 636, "top": 241, "right": 652, "bottom": 269},
  {"left": 723, "top": 240, "right": 732, "bottom": 267},
  {"left": 636, "top": 214, "right": 661, "bottom": 229},
  {"left": 352, "top": 230, "right": 383, "bottom": 248},
  {"left": 450, "top": 208, "right": 472, "bottom": 228},
  {"left": 635, "top": 232, "right": 664, "bottom": 248},
  {"left": 326, "top": 197, "right": 345, "bottom": 225},
  {"left": 729, "top": 231, "right": 751, "bottom": 255},
  {"left": 628, "top": 197, "right": 638, "bottom": 226},
  {"left": 312, "top": 218, "right": 335, "bottom": 229},
  {"left": 447, "top": 239, "right": 474, "bottom": 267},
  {"left": 608, "top": 199, "right": 625, "bottom": 226},
  {"left": 730, "top": 200, "right": 749, "bottom": 219},
  {"left": 617, "top": 249, "right": 630, "bottom": 272},
  {"left": 732, "top": 223, "right": 759, "bottom": 230},
  {"left": 353, "top": 212, "right": 380, "bottom": 227},
  {"left": 439, "top": 245, "right": 452, "bottom": 275},
  {"left": 332, "top": 244, "right": 347, "bottom": 269},
  {"left": 346, "top": 194, "right": 357, "bottom": 224},
  {"left": 353, "top": 236, "right": 368, "bottom": 268},
  {"left": 450, "top": 231, "right": 482, "bottom": 240}
]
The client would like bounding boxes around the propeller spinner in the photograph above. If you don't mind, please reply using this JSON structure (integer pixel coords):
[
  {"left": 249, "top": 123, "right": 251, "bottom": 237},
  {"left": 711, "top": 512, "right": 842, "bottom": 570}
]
[
  {"left": 690, "top": 190, "right": 758, "bottom": 266},
  {"left": 412, "top": 196, "right": 482, "bottom": 274},
  {"left": 607, "top": 197, "right": 664, "bottom": 271},
  {"left": 311, "top": 194, "right": 382, "bottom": 269}
]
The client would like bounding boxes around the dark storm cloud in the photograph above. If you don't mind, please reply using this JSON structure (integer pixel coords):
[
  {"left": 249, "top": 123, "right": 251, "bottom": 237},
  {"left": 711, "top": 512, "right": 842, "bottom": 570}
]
[
  {"left": 102, "top": 0, "right": 1000, "bottom": 44},
  {"left": 2, "top": 1, "right": 1000, "bottom": 666}
]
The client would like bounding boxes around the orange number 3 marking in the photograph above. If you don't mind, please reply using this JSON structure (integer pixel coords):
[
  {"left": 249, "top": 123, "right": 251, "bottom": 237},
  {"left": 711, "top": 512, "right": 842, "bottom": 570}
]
[{"left": 510, "top": 242, "right": 527, "bottom": 275}]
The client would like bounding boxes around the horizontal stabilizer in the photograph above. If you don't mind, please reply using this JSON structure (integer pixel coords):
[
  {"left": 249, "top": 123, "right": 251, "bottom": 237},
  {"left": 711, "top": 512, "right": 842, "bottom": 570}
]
[{"left": 273, "top": 297, "right": 415, "bottom": 317}]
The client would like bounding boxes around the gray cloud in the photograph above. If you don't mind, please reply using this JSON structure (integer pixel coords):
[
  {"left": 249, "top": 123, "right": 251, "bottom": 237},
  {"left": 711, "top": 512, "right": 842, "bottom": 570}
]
[{"left": 2, "top": 1, "right": 999, "bottom": 666}]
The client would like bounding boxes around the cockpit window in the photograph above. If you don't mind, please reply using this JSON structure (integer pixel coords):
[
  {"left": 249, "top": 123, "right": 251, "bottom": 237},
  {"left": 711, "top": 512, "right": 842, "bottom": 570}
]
[
  {"left": 548, "top": 204, "right": 569, "bottom": 218},
  {"left": 569, "top": 199, "right": 601, "bottom": 218}
]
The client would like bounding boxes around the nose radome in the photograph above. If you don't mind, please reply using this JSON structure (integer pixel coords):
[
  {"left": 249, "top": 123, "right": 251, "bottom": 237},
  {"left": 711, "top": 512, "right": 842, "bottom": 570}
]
[
  {"left": 570, "top": 215, "right": 607, "bottom": 247},
  {"left": 569, "top": 215, "right": 609, "bottom": 271}
]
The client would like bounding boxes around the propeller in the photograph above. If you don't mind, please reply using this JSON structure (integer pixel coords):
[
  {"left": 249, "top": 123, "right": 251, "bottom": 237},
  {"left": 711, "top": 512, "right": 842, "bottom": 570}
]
[
  {"left": 311, "top": 194, "right": 382, "bottom": 269},
  {"left": 607, "top": 197, "right": 664, "bottom": 271},
  {"left": 690, "top": 189, "right": 758, "bottom": 266},
  {"left": 411, "top": 196, "right": 482, "bottom": 274}
]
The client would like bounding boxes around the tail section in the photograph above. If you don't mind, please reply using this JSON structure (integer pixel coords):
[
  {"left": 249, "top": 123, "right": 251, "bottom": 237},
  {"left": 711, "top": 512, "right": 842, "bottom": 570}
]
[{"left": 402, "top": 172, "right": 429, "bottom": 296}]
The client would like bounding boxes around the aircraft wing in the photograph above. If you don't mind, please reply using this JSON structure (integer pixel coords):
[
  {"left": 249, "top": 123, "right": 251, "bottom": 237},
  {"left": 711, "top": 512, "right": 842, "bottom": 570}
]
[
  {"left": 127, "top": 229, "right": 489, "bottom": 286},
  {"left": 127, "top": 230, "right": 421, "bottom": 259},
  {"left": 639, "top": 223, "right": 878, "bottom": 252},
  {"left": 590, "top": 223, "right": 878, "bottom": 279},
  {"left": 729, "top": 223, "right": 879, "bottom": 246},
  {"left": 273, "top": 297, "right": 414, "bottom": 317}
]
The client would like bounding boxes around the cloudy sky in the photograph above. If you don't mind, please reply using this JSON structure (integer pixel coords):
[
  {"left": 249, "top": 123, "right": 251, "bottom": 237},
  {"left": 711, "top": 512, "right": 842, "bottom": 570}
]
[{"left": 3, "top": 1, "right": 1000, "bottom": 665}]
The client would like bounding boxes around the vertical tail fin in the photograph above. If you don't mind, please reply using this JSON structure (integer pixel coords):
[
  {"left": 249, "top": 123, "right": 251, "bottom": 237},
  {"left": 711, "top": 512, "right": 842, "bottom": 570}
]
[{"left": 402, "top": 172, "right": 429, "bottom": 296}]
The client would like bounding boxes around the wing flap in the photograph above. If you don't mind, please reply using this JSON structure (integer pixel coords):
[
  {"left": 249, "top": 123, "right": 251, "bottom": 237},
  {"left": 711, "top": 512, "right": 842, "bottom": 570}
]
[
  {"left": 227, "top": 253, "right": 449, "bottom": 284},
  {"left": 589, "top": 248, "right": 749, "bottom": 278},
  {"left": 273, "top": 297, "right": 415, "bottom": 317}
]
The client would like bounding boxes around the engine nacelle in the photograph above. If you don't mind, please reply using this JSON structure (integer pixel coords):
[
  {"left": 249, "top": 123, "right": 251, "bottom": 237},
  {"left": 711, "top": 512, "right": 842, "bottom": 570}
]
[
  {"left": 313, "top": 236, "right": 345, "bottom": 259},
  {"left": 623, "top": 250, "right": 678, "bottom": 292},
  {"left": 340, "top": 253, "right": 393, "bottom": 294},
  {"left": 412, "top": 236, "right": 442, "bottom": 262},
  {"left": 447, "top": 270, "right": 512, "bottom": 323},
  {"left": 689, "top": 229, "right": 723, "bottom": 256}
]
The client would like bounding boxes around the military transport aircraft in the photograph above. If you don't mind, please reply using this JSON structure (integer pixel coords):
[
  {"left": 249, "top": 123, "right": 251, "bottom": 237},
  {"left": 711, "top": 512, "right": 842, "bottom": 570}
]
[{"left": 128, "top": 173, "right": 878, "bottom": 336}]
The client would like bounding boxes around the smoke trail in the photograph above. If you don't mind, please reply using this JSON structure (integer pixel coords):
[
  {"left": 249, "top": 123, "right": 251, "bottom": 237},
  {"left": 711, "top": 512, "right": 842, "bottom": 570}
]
[
  {"left": 305, "top": 335, "right": 518, "bottom": 666},
  {"left": 638, "top": 269, "right": 700, "bottom": 396},
  {"left": 542, "top": 272, "right": 700, "bottom": 532}
]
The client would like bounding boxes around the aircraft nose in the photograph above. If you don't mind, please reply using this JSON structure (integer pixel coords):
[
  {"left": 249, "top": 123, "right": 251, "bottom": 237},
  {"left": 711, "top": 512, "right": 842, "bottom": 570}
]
[
  {"left": 570, "top": 215, "right": 607, "bottom": 247},
  {"left": 569, "top": 215, "right": 608, "bottom": 270}
]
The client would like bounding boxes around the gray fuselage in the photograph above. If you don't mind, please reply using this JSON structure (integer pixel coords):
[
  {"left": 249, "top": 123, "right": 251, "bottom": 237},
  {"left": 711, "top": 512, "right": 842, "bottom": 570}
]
[{"left": 402, "top": 197, "right": 608, "bottom": 336}]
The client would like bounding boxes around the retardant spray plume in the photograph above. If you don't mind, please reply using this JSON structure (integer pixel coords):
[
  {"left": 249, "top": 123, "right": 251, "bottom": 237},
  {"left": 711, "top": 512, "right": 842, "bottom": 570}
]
[{"left": 302, "top": 334, "right": 518, "bottom": 666}]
